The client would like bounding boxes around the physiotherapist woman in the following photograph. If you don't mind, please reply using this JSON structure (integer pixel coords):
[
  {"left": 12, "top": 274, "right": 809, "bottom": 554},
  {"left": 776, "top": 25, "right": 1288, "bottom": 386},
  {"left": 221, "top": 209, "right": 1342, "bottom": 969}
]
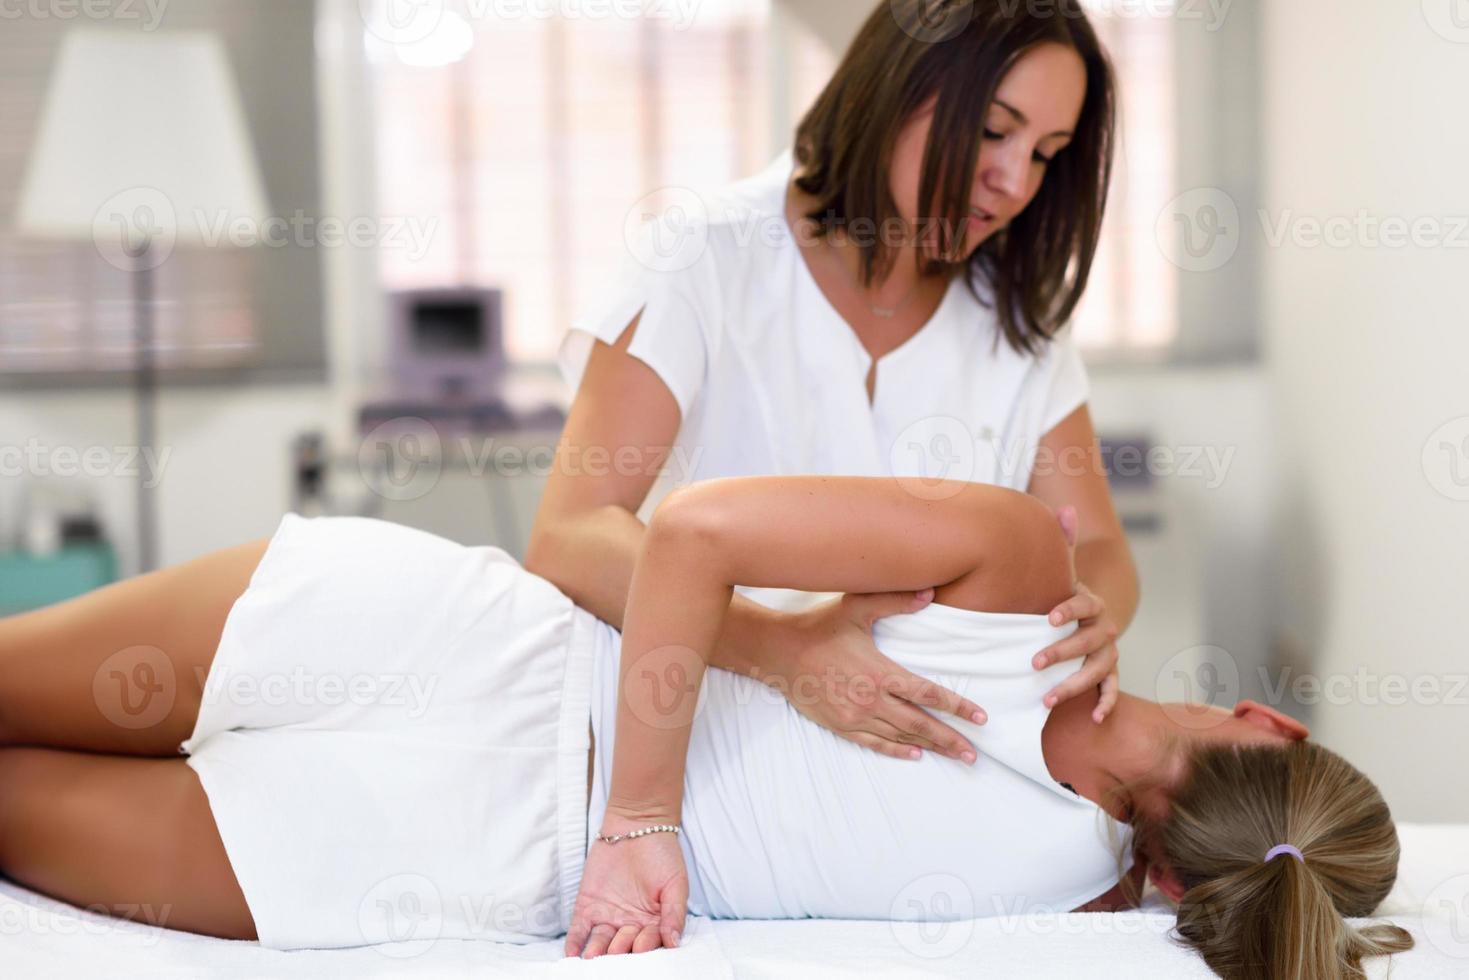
[{"left": 526, "top": 0, "right": 1137, "bottom": 761}]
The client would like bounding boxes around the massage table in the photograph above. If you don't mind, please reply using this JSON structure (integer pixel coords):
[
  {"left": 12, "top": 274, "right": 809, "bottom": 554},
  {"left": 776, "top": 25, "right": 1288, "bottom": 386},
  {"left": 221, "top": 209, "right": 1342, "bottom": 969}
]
[{"left": 9, "top": 823, "right": 1467, "bottom": 978}]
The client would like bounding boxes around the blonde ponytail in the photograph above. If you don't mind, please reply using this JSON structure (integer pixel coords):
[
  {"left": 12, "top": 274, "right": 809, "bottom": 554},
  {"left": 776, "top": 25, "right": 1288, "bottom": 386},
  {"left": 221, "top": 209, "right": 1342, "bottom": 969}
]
[{"left": 1139, "top": 741, "right": 1412, "bottom": 980}]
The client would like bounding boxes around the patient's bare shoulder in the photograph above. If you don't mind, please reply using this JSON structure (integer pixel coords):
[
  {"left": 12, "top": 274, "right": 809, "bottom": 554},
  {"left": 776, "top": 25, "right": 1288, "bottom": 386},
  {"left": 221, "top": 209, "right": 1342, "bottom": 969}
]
[{"left": 931, "top": 492, "right": 1074, "bottom": 615}]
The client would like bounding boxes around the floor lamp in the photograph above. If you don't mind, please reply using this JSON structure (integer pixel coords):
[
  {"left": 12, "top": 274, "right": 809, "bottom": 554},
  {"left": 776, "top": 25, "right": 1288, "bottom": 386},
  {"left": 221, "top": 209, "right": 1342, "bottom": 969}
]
[{"left": 17, "top": 29, "right": 269, "bottom": 573}]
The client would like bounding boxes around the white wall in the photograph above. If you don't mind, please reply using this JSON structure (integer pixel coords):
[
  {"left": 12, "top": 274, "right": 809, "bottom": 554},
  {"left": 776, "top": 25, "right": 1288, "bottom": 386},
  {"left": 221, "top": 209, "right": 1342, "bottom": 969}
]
[
  {"left": 1262, "top": 0, "right": 1469, "bottom": 821},
  {"left": 1088, "top": 368, "right": 1275, "bottom": 709}
]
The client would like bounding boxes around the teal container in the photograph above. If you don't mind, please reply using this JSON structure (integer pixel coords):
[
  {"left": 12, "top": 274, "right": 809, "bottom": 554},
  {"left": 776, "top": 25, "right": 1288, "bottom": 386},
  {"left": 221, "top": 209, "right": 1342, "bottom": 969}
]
[{"left": 0, "top": 544, "right": 118, "bottom": 616}]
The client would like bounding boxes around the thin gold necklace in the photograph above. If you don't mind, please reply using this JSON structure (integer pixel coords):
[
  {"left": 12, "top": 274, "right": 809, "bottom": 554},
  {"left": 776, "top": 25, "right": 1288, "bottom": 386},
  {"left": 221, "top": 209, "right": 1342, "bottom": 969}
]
[{"left": 823, "top": 238, "right": 925, "bottom": 319}]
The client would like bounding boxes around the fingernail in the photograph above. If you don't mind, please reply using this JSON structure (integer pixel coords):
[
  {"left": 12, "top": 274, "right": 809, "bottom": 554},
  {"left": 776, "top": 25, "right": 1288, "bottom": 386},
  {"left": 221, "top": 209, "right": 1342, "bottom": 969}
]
[
  {"left": 908, "top": 748, "right": 921, "bottom": 760},
  {"left": 1050, "top": 612, "right": 1062, "bottom": 625},
  {"left": 671, "top": 930, "right": 680, "bottom": 946},
  {"left": 971, "top": 710, "right": 986, "bottom": 724},
  {"left": 1033, "top": 655, "right": 1047, "bottom": 669},
  {"left": 961, "top": 751, "right": 976, "bottom": 764},
  {"left": 916, "top": 588, "right": 934, "bottom": 603},
  {"left": 1044, "top": 694, "right": 1057, "bottom": 707}
]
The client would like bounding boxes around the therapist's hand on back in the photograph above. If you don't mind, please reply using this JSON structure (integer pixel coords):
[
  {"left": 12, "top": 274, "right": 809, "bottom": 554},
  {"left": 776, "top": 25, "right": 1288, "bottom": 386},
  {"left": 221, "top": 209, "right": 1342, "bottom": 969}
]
[{"left": 778, "top": 590, "right": 988, "bottom": 764}]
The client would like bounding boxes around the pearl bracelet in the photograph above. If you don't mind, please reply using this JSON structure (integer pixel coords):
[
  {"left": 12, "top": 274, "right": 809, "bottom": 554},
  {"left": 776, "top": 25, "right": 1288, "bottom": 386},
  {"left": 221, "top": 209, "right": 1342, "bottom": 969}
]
[{"left": 594, "top": 823, "right": 681, "bottom": 845}]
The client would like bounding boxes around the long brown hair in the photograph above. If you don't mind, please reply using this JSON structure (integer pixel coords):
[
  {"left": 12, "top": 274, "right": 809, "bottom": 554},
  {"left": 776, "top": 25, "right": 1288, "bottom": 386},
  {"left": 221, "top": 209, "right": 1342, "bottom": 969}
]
[
  {"left": 1128, "top": 741, "right": 1413, "bottom": 979},
  {"left": 791, "top": 0, "right": 1117, "bottom": 356}
]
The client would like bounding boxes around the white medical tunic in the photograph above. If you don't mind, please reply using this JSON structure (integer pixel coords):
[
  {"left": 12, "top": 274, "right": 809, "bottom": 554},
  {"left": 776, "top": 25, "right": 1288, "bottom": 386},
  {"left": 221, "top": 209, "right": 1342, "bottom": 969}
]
[{"left": 558, "top": 149, "right": 1091, "bottom": 611}]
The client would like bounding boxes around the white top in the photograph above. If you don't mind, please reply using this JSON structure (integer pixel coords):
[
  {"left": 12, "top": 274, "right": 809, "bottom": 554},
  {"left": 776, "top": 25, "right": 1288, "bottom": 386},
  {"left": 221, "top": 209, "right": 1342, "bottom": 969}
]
[
  {"left": 558, "top": 149, "right": 1091, "bottom": 611},
  {"left": 586, "top": 602, "right": 1133, "bottom": 920}
]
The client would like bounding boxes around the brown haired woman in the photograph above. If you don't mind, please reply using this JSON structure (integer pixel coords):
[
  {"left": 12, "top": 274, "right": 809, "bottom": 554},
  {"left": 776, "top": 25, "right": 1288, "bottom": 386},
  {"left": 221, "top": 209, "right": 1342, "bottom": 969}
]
[
  {"left": 0, "top": 477, "right": 1410, "bottom": 980},
  {"left": 529, "top": 0, "right": 1134, "bottom": 764}
]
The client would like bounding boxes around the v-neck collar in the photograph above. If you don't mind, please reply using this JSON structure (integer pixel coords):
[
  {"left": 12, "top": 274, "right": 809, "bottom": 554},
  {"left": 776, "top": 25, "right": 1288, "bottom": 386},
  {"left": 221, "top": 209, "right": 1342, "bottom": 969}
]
[{"left": 779, "top": 177, "right": 962, "bottom": 411}]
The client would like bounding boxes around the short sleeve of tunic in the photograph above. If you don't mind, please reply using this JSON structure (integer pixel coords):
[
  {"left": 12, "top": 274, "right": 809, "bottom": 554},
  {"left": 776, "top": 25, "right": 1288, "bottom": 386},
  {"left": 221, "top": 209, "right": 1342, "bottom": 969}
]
[
  {"left": 556, "top": 215, "right": 724, "bottom": 421},
  {"left": 1038, "top": 326, "right": 1092, "bottom": 436}
]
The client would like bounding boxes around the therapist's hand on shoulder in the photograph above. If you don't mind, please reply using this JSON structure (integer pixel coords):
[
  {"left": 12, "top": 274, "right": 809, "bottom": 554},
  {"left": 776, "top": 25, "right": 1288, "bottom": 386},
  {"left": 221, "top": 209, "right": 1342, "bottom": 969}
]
[
  {"left": 1033, "top": 505, "right": 1122, "bottom": 724},
  {"left": 778, "top": 591, "right": 987, "bottom": 764}
]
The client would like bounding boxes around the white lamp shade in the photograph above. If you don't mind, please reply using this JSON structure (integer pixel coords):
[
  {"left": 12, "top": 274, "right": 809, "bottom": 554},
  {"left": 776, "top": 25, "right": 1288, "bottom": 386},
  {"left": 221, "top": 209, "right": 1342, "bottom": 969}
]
[{"left": 16, "top": 29, "right": 269, "bottom": 255}]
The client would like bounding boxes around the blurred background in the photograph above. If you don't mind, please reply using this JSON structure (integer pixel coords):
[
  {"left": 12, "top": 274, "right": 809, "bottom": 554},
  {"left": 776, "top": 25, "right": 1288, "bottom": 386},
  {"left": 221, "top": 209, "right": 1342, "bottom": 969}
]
[{"left": 0, "top": 0, "right": 1464, "bottom": 820}]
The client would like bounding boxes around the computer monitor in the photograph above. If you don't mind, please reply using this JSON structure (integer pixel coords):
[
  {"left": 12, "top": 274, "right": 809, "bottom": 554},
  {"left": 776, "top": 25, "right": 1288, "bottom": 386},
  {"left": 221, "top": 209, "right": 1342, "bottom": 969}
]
[{"left": 388, "top": 287, "right": 505, "bottom": 400}]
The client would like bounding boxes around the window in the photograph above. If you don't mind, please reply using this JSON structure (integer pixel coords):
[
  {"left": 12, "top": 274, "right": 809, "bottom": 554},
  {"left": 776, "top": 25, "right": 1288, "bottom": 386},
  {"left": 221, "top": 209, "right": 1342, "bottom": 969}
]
[
  {"left": 371, "top": 0, "right": 1180, "bottom": 362},
  {"left": 371, "top": 0, "right": 832, "bottom": 363},
  {"left": 1069, "top": 0, "right": 1178, "bottom": 355}
]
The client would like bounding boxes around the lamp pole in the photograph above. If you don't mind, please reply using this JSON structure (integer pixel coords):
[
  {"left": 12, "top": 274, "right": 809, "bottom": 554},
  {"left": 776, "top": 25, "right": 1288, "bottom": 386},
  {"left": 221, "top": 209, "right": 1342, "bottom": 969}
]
[{"left": 128, "top": 237, "right": 158, "bottom": 574}]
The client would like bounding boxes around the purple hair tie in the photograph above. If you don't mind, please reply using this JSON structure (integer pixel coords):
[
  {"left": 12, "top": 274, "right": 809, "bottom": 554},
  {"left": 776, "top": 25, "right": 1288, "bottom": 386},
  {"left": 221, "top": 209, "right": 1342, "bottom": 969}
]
[{"left": 1264, "top": 844, "right": 1304, "bottom": 864}]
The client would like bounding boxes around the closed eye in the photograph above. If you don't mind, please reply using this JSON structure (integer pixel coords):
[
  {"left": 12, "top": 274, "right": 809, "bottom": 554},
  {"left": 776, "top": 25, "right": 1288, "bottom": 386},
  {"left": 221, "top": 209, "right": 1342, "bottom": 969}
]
[{"left": 982, "top": 128, "right": 1056, "bottom": 165}]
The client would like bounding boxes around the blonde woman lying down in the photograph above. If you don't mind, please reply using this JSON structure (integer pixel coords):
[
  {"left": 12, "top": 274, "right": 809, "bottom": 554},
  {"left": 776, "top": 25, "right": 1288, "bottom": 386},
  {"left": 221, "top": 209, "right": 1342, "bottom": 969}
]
[{"left": 0, "top": 477, "right": 1409, "bottom": 980}]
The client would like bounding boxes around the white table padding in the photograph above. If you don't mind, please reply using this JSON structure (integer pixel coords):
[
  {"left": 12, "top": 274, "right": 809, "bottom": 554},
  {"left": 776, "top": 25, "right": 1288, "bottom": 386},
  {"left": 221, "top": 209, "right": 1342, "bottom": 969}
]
[{"left": 7, "top": 822, "right": 1467, "bottom": 978}]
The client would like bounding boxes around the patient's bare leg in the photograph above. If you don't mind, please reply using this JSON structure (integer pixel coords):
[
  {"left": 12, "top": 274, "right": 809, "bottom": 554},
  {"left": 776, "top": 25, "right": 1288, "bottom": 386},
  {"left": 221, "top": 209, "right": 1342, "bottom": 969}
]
[
  {"left": 0, "top": 747, "right": 257, "bottom": 940},
  {"left": 0, "top": 539, "right": 269, "bottom": 755}
]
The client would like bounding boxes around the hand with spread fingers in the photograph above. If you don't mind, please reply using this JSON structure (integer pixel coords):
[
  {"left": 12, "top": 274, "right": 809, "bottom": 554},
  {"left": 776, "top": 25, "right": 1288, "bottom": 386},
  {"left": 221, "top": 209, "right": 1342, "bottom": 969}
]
[{"left": 777, "top": 589, "right": 988, "bottom": 764}]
